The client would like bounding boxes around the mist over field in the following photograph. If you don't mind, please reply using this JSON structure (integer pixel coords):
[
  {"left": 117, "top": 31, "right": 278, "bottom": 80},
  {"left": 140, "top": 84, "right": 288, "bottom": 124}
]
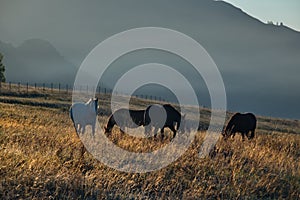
[{"left": 0, "top": 0, "right": 300, "bottom": 118}]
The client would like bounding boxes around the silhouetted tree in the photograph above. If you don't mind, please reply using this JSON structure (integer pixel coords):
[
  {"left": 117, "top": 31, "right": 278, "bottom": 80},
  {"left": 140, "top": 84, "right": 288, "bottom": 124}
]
[{"left": 0, "top": 53, "right": 6, "bottom": 82}]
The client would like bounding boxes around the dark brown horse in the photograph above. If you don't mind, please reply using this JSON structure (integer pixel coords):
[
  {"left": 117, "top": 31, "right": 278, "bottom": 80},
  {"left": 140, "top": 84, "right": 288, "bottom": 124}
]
[
  {"left": 105, "top": 108, "right": 145, "bottom": 134},
  {"left": 144, "top": 104, "right": 185, "bottom": 139},
  {"left": 223, "top": 112, "right": 257, "bottom": 140}
]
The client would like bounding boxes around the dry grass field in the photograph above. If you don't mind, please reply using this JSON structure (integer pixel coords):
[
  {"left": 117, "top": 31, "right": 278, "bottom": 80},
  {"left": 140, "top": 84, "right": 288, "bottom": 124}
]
[{"left": 0, "top": 85, "right": 300, "bottom": 199}]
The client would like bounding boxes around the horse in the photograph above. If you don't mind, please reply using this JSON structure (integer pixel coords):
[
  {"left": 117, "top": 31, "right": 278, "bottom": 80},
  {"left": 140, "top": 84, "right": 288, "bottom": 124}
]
[
  {"left": 105, "top": 108, "right": 145, "bottom": 134},
  {"left": 222, "top": 112, "right": 257, "bottom": 140},
  {"left": 144, "top": 104, "right": 185, "bottom": 139},
  {"left": 70, "top": 98, "right": 98, "bottom": 136}
]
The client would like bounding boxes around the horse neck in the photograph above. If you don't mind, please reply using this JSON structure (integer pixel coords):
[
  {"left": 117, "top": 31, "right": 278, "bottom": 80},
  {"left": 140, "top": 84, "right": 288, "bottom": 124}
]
[
  {"left": 107, "top": 115, "right": 116, "bottom": 129},
  {"left": 225, "top": 119, "right": 234, "bottom": 131},
  {"left": 94, "top": 101, "right": 98, "bottom": 113},
  {"left": 86, "top": 100, "right": 97, "bottom": 113}
]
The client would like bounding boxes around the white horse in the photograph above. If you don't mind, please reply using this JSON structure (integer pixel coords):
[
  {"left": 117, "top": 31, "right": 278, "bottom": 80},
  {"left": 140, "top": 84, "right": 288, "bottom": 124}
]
[{"left": 70, "top": 98, "right": 98, "bottom": 136}]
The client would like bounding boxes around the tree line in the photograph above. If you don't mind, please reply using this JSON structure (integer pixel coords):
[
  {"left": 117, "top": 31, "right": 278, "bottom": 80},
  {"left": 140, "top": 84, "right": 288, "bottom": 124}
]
[{"left": 0, "top": 53, "right": 5, "bottom": 82}]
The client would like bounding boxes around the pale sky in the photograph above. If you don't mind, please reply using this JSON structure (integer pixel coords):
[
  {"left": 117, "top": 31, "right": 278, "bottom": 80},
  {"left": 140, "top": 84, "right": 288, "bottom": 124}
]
[{"left": 222, "top": 0, "right": 300, "bottom": 31}]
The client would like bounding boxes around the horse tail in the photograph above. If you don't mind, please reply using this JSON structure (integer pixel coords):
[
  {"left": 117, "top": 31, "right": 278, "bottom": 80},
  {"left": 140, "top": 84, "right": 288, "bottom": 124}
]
[
  {"left": 69, "top": 106, "right": 77, "bottom": 131},
  {"left": 176, "top": 118, "right": 180, "bottom": 131}
]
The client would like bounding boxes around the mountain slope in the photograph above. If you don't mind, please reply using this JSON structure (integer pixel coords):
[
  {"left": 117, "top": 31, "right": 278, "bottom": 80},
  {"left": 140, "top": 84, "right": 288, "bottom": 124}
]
[
  {"left": 0, "top": 39, "right": 77, "bottom": 84},
  {"left": 0, "top": 0, "right": 299, "bottom": 118}
]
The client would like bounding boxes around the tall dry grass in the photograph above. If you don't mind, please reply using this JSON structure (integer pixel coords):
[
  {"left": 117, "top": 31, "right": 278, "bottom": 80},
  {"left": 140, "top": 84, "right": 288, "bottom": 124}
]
[{"left": 0, "top": 88, "right": 299, "bottom": 199}]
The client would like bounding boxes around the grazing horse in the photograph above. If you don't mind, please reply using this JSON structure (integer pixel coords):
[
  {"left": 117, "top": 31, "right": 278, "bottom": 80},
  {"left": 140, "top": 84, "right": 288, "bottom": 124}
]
[
  {"left": 223, "top": 112, "right": 257, "bottom": 140},
  {"left": 70, "top": 98, "right": 98, "bottom": 135},
  {"left": 105, "top": 108, "right": 145, "bottom": 134},
  {"left": 144, "top": 104, "right": 185, "bottom": 139}
]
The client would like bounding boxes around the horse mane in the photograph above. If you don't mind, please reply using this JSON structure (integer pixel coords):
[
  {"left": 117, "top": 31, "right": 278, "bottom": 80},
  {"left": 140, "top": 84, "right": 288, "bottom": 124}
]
[
  {"left": 225, "top": 112, "right": 241, "bottom": 131},
  {"left": 85, "top": 98, "right": 98, "bottom": 111}
]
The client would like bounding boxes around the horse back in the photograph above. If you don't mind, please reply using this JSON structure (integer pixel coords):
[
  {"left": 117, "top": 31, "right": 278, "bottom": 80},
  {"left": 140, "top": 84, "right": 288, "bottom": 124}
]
[
  {"left": 129, "top": 110, "right": 145, "bottom": 126},
  {"left": 232, "top": 112, "right": 256, "bottom": 130},
  {"left": 111, "top": 108, "right": 145, "bottom": 127}
]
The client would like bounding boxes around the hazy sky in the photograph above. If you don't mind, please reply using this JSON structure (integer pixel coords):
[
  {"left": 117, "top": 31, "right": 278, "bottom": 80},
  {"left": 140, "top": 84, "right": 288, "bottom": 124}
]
[{"left": 223, "top": 0, "right": 300, "bottom": 31}]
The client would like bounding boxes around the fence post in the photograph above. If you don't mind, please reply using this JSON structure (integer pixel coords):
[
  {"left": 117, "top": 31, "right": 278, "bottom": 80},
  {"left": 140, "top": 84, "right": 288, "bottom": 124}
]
[
  {"left": 43, "top": 83, "right": 45, "bottom": 91},
  {"left": 58, "top": 83, "right": 61, "bottom": 93},
  {"left": 35, "top": 83, "right": 37, "bottom": 90},
  {"left": 104, "top": 88, "right": 106, "bottom": 94},
  {"left": 9, "top": 82, "right": 11, "bottom": 91},
  {"left": 86, "top": 85, "right": 89, "bottom": 94},
  {"left": 0, "top": 81, "right": 2, "bottom": 92},
  {"left": 98, "top": 86, "right": 101, "bottom": 94},
  {"left": 66, "top": 84, "right": 68, "bottom": 94},
  {"left": 51, "top": 83, "right": 53, "bottom": 93},
  {"left": 18, "top": 82, "right": 20, "bottom": 92},
  {"left": 26, "top": 83, "right": 29, "bottom": 94}
]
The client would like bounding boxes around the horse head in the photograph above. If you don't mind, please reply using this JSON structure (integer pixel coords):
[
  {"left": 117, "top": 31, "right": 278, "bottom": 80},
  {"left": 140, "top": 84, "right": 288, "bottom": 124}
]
[
  {"left": 87, "top": 97, "right": 98, "bottom": 113},
  {"left": 221, "top": 126, "right": 231, "bottom": 139},
  {"left": 104, "top": 126, "right": 112, "bottom": 134}
]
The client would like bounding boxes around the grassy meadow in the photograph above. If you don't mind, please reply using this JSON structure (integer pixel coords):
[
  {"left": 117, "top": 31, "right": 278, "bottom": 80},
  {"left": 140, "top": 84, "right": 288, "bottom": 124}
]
[{"left": 0, "top": 84, "right": 300, "bottom": 199}]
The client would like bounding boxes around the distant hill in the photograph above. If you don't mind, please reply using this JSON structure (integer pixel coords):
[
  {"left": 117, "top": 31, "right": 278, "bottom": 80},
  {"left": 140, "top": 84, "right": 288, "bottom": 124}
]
[
  {"left": 90, "top": 0, "right": 300, "bottom": 119},
  {"left": 0, "top": 0, "right": 299, "bottom": 118},
  {"left": 0, "top": 39, "right": 77, "bottom": 84}
]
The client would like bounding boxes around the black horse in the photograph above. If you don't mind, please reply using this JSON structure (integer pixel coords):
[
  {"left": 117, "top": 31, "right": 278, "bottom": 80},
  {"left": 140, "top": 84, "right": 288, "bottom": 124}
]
[
  {"left": 105, "top": 108, "right": 145, "bottom": 134},
  {"left": 223, "top": 112, "right": 257, "bottom": 140},
  {"left": 144, "top": 104, "right": 185, "bottom": 139}
]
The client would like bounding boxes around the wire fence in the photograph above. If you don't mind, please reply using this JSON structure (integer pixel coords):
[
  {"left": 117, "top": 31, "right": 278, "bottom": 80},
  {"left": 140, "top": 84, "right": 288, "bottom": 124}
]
[
  {"left": 0, "top": 81, "right": 231, "bottom": 132},
  {"left": 0, "top": 81, "right": 168, "bottom": 102}
]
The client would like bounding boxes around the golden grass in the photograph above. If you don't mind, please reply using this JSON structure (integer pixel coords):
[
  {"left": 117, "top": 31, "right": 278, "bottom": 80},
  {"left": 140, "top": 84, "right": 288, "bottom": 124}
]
[{"left": 0, "top": 87, "right": 300, "bottom": 199}]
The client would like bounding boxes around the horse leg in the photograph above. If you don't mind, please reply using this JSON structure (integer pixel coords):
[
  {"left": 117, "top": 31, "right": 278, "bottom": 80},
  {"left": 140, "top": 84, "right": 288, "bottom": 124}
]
[
  {"left": 231, "top": 131, "right": 236, "bottom": 139},
  {"left": 92, "top": 124, "right": 95, "bottom": 136},
  {"left": 82, "top": 125, "right": 86, "bottom": 135},
  {"left": 222, "top": 130, "right": 229, "bottom": 140},
  {"left": 153, "top": 126, "right": 159, "bottom": 139},
  {"left": 222, "top": 133, "right": 227, "bottom": 140},
  {"left": 119, "top": 126, "right": 125, "bottom": 133},
  {"left": 169, "top": 126, "right": 177, "bottom": 139},
  {"left": 250, "top": 130, "right": 255, "bottom": 139},
  {"left": 160, "top": 127, "right": 165, "bottom": 140},
  {"left": 73, "top": 123, "right": 78, "bottom": 133},
  {"left": 144, "top": 125, "right": 151, "bottom": 137},
  {"left": 78, "top": 124, "right": 82, "bottom": 134},
  {"left": 241, "top": 132, "right": 245, "bottom": 141},
  {"left": 74, "top": 123, "right": 79, "bottom": 134}
]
